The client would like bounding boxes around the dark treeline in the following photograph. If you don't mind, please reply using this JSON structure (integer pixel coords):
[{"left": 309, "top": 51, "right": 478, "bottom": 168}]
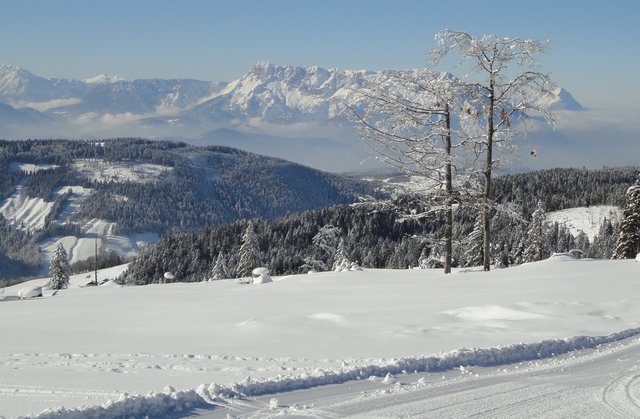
[
  {"left": 0, "top": 139, "right": 638, "bottom": 283},
  {"left": 492, "top": 167, "right": 636, "bottom": 217},
  {"left": 121, "top": 180, "right": 625, "bottom": 286},
  {"left": 0, "top": 139, "right": 378, "bottom": 235}
]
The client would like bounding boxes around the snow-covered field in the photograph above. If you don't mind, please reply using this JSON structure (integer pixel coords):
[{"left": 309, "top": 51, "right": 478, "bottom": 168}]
[
  {"left": 545, "top": 205, "right": 621, "bottom": 241},
  {"left": 72, "top": 159, "right": 172, "bottom": 184},
  {"left": 1, "top": 256, "right": 640, "bottom": 417}
]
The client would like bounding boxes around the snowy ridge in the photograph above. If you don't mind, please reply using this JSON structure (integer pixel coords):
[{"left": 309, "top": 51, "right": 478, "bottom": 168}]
[{"left": 32, "top": 327, "right": 640, "bottom": 419}]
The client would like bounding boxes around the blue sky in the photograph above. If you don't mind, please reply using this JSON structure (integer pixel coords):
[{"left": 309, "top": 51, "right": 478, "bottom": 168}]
[{"left": 1, "top": 0, "right": 638, "bottom": 110}]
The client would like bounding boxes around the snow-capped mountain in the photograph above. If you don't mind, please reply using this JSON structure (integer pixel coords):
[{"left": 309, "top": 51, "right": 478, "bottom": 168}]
[
  {"left": 0, "top": 64, "right": 85, "bottom": 103},
  {"left": 0, "top": 62, "right": 584, "bottom": 171},
  {"left": 0, "top": 61, "right": 582, "bottom": 125},
  {"left": 0, "top": 63, "right": 225, "bottom": 117},
  {"left": 187, "top": 61, "right": 371, "bottom": 123},
  {"left": 536, "top": 87, "right": 585, "bottom": 111}
]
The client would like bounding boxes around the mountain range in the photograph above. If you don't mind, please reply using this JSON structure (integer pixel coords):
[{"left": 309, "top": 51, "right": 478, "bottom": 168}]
[{"left": 0, "top": 62, "right": 583, "bottom": 172}]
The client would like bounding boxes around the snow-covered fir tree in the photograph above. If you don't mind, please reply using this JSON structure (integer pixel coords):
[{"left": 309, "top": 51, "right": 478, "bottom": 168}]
[
  {"left": 332, "top": 237, "right": 351, "bottom": 272},
  {"left": 574, "top": 231, "right": 590, "bottom": 255},
  {"left": 237, "top": 223, "right": 262, "bottom": 277},
  {"left": 305, "top": 224, "right": 341, "bottom": 271},
  {"left": 209, "top": 252, "right": 229, "bottom": 281},
  {"left": 522, "top": 201, "right": 550, "bottom": 262},
  {"left": 49, "top": 242, "right": 70, "bottom": 290},
  {"left": 591, "top": 218, "right": 618, "bottom": 259},
  {"left": 418, "top": 245, "right": 430, "bottom": 269},
  {"left": 614, "top": 180, "right": 640, "bottom": 259},
  {"left": 425, "top": 242, "right": 445, "bottom": 269},
  {"left": 464, "top": 214, "right": 484, "bottom": 267}
]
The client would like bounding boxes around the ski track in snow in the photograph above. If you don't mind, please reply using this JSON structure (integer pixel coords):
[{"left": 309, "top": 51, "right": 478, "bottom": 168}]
[
  {"left": 4, "top": 259, "right": 640, "bottom": 417},
  {"left": 196, "top": 335, "right": 640, "bottom": 418},
  {"left": 18, "top": 330, "right": 640, "bottom": 418}
]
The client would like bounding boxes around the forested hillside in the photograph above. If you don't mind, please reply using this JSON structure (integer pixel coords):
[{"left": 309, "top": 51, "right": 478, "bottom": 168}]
[
  {"left": 493, "top": 167, "right": 636, "bottom": 218},
  {"left": 0, "top": 139, "right": 380, "bottom": 280},
  {"left": 123, "top": 165, "right": 638, "bottom": 285}
]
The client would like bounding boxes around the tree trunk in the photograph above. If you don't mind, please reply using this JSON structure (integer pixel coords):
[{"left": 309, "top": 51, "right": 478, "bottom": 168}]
[
  {"left": 444, "top": 105, "right": 452, "bottom": 274},
  {"left": 483, "top": 81, "right": 495, "bottom": 272}
]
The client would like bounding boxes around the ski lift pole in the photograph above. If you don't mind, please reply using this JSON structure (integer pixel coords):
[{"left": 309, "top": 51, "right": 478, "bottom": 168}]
[{"left": 94, "top": 235, "right": 98, "bottom": 285}]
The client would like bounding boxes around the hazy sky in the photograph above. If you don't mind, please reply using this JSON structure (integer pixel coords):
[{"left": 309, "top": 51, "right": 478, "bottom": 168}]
[{"left": 1, "top": 0, "right": 638, "bottom": 110}]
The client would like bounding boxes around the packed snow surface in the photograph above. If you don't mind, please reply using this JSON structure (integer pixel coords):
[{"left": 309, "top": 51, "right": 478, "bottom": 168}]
[
  {"left": 545, "top": 205, "right": 621, "bottom": 241},
  {"left": 1, "top": 257, "right": 640, "bottom": 417}
]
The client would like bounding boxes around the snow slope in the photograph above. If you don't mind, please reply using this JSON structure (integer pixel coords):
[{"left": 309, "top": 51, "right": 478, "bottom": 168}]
[
  {"left": 1, "top": 256, "right": 640, "bottom": 417},
  {"left": 0, "top": 185, "right": 57, "bottom": 232},
  {"left": 0, "top": 182, "right": 158, "bottom": 267},
  {"left": 545, "top": 205, "right": 621, "bottom": 241},
  {"left": 40, "top": 219, "right": 158, "bottom": 266}
]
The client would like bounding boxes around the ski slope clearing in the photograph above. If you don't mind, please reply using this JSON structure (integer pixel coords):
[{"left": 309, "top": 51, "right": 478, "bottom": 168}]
[
  {"left": 0, "top": 185, "right": 57, "bottom": 233},
  {"left": 7, "top": 162, "right": 59, "bottom": 174},
  {"left": 1, "top": 256, "right": 639, "bottom": 417},
  {"left": 72, "top": 159, "right": 172, "bottom": 184},
  {"left": 40, "top": 219, "right": 158, "bottom": 266},
  {"left": 545, "top": 205, "right": 621, "bottom": 241},
  {"left": 0, "top": 185, "right": 93, "bottom": 233},
  {"left": 0, "top": 181, "right": 158, "bottom": 267}
]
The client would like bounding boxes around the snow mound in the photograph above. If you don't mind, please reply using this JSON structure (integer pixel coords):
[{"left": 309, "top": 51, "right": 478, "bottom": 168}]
[
  {"left": 18, "top": 285, "right": 43, "bottom": 299},
  {"left": 547, "top": 252, "right": 579, "bottom": 262},
  {"left": 100, "top": 280, "right": 122, "bottom": 287},
  {"left": 636, "top": 253, "right": 640, "bottom": 262},
  {"left": 445, "top": 305, "right": 547, "bottom": 321},
  {"left": 252, "top": 267, "right": 272, "bottom": 284}
]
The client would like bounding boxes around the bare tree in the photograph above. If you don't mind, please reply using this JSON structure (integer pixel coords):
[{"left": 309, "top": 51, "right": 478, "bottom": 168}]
[
  {"left": 433, "top": 30, "right": 555, "bottom": 271},
  {"left": 352, "top": 70, "right": 474, "bottom": 274}
]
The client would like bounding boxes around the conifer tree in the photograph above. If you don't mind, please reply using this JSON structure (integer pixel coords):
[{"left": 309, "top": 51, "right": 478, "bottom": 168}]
[
  {"left": 522, "top": 201, "right": 550, "bottom": 262},
  {"left": 306, "top": 224, "right": 340, "bottom": 271},
  {"left": 49, "top": 242, "right": 70, "bottom": 290},
  {"left": 209, "top": 252, "right": 228, "bottom": 281},
  {"left": 332, "top": 237, "right": 351, "bottom": 271},
  {"left": 614, "top": 181, "right": 640, "bottom": 259},
  {"left": 464, "top": 214, "right": 484, "bottom": 267},
  {"left": 237, "top": 223, "right": 262, "bottom": 277}
]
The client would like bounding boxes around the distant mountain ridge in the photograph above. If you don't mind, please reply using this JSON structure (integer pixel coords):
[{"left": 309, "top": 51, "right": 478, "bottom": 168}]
[
  {"left": 0, "top": 62, "right": 584, "bottom": 171},
  {"left": 0, "top": 61, "right": 583, "bottom": 124}
]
